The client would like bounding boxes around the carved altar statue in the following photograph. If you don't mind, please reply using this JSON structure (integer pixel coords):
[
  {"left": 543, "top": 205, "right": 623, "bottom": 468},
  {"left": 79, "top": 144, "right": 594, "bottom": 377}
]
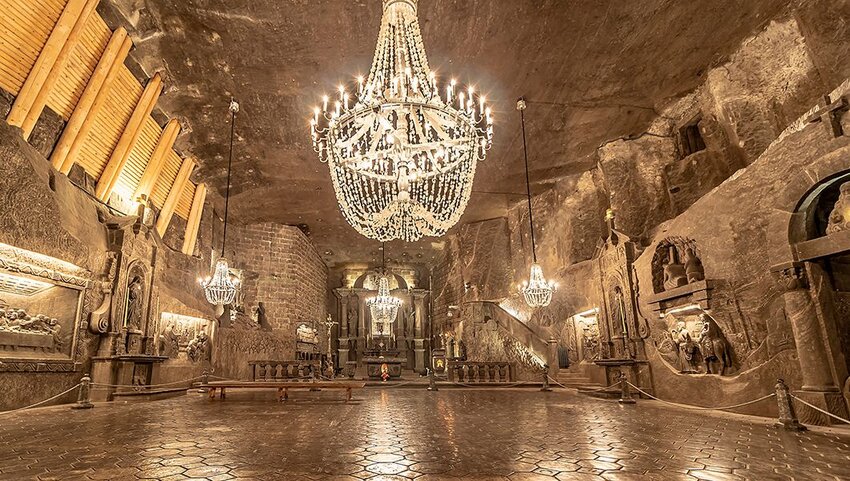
[
  {"left": 671, "top": 321, "right": 698, "bottom": 373},
  {"left": 826, "top": 182, "right": 850, "bottom": 234},
  {"left": 663, "top": 246, "right": 688, "bottom": 290},
  {"left": 697, "top": 314, "right": 732, "bottom": 375},
  {"left": 125, "top": 275, "right": 144, "bottom": 330}
]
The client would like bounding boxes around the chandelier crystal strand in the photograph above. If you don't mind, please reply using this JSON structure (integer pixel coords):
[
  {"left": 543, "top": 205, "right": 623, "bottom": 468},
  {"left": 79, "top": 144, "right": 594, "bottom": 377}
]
[
  {"left": 200, "top": 100, "right": 241, "bottom": 306},
  {"left": 366, "top": 244, "right": 402, "bottom": 323},
  {"left": 517, "top": 98, "right": 556, "bottom": 308},
  {"left": 311, "top": 0, "right": 493, "bottom": 242}
]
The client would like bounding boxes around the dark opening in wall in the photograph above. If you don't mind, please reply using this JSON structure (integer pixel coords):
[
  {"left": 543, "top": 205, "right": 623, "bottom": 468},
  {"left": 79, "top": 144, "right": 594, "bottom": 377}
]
[{"left": 678, "top": 116, "right": 706, "bottom": 157}]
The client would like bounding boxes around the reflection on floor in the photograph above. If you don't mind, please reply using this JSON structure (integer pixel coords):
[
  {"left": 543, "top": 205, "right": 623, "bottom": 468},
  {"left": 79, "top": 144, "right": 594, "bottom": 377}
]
[{"left": 1, "top": 388, "right": 849, "bottom": 480}]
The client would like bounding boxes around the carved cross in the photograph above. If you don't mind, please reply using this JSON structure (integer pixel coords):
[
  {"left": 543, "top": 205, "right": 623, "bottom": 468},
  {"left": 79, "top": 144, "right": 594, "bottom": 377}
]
[{"left": 806, "top": 94, "right": 848, "bottom": 138}]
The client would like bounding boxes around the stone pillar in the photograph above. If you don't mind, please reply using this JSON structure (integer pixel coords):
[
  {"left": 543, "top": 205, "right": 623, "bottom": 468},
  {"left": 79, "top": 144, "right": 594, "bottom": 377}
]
[
  {"left": 775, "top": 264, "right": 836, "bottom": 391},
  {"left": 414, "top": 338, "right": 426, "bottom": 373},
  {"left": 412, "top": 290, "right": 426, "bottom": 338},
  {"left": 337, "top": 289, "right": 350, "bottom": 338},
  {"left": 774, "top": 263, "right": 849, "bottom": 425},
  {"left": 547, "top": 339, "right": 559, "bottom": 377},
  {"left": 357, "top": 291, "right": 366, "bottom": 339}
]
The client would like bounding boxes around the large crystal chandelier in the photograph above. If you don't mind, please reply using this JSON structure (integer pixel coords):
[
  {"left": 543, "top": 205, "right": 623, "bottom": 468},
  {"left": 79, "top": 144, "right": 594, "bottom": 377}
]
[
  {"left": 366, "top": 244, "right": 402, "bottom": 324},
  {"left": 200, "top": 100, "right": 240, "bottom": 306},
  {"left": 517, "top": 99, "right": 556, "bottom": 308},
  {"left": 311, "top": 0, "right": 494, "bottom": 242}
]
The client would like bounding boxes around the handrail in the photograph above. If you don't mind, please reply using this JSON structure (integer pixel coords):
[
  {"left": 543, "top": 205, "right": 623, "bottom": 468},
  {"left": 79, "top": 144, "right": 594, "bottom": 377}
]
[{"left": 467, "top": 301, "right": 550, "bottom": 362}]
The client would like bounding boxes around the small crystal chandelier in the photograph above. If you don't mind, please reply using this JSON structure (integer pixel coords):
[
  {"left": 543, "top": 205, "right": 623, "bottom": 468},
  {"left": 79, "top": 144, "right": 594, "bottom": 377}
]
[
  {"left": 366, "top": 244, "right": 402, "bottom": 324},
  {"left": 517, "top": 98, "right": 556, "bottom": 308},
  {"left": 310, "top": 0, "right": 494, "bottom": 242},
  {"left": 200, "top": 100, "right": 241, "bottom": 306}
]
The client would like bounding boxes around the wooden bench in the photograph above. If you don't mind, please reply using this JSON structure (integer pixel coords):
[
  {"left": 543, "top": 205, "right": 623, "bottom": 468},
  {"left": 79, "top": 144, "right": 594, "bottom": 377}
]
[{"left": 202, "top": 380, "right": 366, "bottom": 402}]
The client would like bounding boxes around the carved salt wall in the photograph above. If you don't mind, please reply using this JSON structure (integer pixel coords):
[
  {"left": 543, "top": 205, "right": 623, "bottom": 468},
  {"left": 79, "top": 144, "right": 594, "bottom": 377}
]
[
  {"left": 0, "top": 118, "right": 215, "bottom": 409},
  {"left": 430, "top": 13, "right": 850, "bottom": 415},
  {"left": 210, "top": 222, "right": 329, "bottom": 379}
]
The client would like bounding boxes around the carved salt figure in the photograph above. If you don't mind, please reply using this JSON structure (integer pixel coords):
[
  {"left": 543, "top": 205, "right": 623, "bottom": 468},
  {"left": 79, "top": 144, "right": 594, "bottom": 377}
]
[
  {"left": 663, "top": 246, "right": 688, "bottom": 290},
  {"left": 697, "top": 314, "right": 732, "bottom": 375},
  {"left": 827, "top": 182, "right": 850, "bottom": 234},
  {"left": 684, "top": 247, "right": 705, "bottom": 283},
  {"left": 126, "top": 275, "right": 144, "bottom": 330},
  {"left": 671, "top": 321, "right": 698, "bottom": 373}
]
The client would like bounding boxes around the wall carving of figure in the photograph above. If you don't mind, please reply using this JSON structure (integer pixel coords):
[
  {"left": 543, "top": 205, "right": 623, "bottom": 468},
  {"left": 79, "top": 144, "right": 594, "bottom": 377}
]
[
  {"left": 347, "top": 300, "right": 358, "bottom": 332},
  {"left": 651, "top": 238, "right": 705, "bottom": 293},
  {"left": 697, "top": 314, "right": 733, "bottom": 375},
  {"left": 186, "top": 330, "right": 210, "bottom": 363},
  {"left": 671, "top": 321, "right": 699, "bottom": 373},
  {"left": 581, "top": 322, "right": 600, "bottom": 361},
  {"left": 826, "top": 182, "right": 850, "bottom": 234},
  {"left": 160, "top": 323, "right": 180, "bottom": 358},
  {"left": 125, "top": 275, "right": 144, "bottom": 331},
  {"left": 252, "top": 302, "right": 271, "bottom": 331}
]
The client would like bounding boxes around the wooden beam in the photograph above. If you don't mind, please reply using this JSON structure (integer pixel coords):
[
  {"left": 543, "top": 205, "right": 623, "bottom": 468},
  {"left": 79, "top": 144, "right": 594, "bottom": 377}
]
[
  {"left": 133, "top": 118, "right": 180, "bottom": 201},
  {"left": 181, "top": 183, "right": 207, "bottom": 255},
  {"left": 21, "top": 0, "right": 100, "bottom": 139},
  {"left": 156, "top": 157, "right": 195, "bottom": 237},
  {"left": 53, "top": 30, "right": 132, "bottom": 174},
  {"left": 7, "top": 0, "right": 88, "bottom": 128},
  {"left": 95, "top": 73, "right": 163, "bottom": 201}
]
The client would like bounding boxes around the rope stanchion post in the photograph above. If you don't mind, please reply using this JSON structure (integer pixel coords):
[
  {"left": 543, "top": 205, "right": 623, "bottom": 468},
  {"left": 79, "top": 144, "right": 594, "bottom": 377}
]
[
  {"left": 540, "top": 365, "right": 552, "bottom": 392},
  {"left": 774, "top": 379, "right": 807, "bottom": 431},
  {"left": 71, "top": 374, "right": 93, "bottom": 410},
  {"left": 618, "top": 370, "right": 635, "bottom": 405},
  {"left": 427, "top": 368, "right": 438, "bottom": 392}
]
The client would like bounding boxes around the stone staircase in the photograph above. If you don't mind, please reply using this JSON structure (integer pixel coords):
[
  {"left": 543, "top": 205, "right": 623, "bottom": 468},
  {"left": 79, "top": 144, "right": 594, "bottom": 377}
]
[{"left": 555, "top": 370, "right": 606, "bottom": 393}]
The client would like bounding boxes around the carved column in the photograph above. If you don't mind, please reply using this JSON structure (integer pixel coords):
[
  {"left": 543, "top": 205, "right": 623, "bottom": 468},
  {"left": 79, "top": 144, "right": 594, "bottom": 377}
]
[
  {"left": 337, "top": 289, "right": 350, "bottom": 337},
  {"left": 412, "top": 290, "right": 427, "bottom": 373},
  {"left": 773, "top": 262, "right": 850, "bottom": 425},
  {"left": 775, "top": 263, "right": 836, "bottom": 391}
]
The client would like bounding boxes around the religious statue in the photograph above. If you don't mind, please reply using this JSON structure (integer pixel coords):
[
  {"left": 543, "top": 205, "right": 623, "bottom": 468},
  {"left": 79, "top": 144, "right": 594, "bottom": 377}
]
[
  {"left": 663, "top": 246, "right": 688, "bottom": 290},
  {"left": 160, "top": 323, "right": 180, "bottom": 358},
  {"left": 827, "top": 182, "right": 850, "bottom": 234},
  {"left": 684, "top": 247, "right": 705, "bottom": 283},
  {"left": 252, "top": 302, "right": 271, "bottom": 330},
  {"left": 670, "top": 321, "right": 698, "bottom": 373},
  {"left": 697, "top": 314, "right": 732, "bottom": 375},
  {"left": 125, "top": 275, "right": 144, "bottom": 330},
  {"left": 347, "top": 301, "right": 358, "bottom": 334}
]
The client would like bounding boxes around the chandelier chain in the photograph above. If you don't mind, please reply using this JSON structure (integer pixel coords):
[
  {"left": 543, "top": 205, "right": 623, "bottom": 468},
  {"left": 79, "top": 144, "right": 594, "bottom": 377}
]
[
  {"left": 519, "top": 100, "right": 537, "bottom": 263},
  {"left": 222, "top": 100, "right": 238, "bottom": 257}
]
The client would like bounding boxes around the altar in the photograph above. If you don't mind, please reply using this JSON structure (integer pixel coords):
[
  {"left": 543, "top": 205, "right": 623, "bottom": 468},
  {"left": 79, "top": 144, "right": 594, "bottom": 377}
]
[{"left": 363, "top": 356, "right": 406, "bottom": 379}]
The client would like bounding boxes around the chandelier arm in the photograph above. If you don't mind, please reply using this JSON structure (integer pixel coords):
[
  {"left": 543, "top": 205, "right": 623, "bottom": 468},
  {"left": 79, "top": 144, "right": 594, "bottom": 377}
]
[{"left": 519, "top": 102, "right": 537, "bottom": 263}]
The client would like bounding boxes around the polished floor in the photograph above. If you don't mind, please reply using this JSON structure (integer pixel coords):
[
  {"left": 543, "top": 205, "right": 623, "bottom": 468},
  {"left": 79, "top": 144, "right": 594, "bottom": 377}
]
[{"left": 0, "top": 388, "right": 849, "bottom": 481}]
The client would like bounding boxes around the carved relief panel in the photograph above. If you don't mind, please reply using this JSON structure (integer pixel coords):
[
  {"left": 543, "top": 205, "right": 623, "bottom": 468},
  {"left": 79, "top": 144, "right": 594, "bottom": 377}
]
[{"left": 0, "top": 243, "right": 92, "bottom": 371}]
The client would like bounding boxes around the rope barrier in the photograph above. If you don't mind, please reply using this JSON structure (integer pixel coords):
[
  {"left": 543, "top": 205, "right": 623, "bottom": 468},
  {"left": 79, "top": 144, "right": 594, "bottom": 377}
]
[
  {"left": 626, "top": 382, "right": 775, "bottom": 411},
  {"left": 91, "top": 375, "right": 204, "bottom": 389},
  {"left": 790, "top": 394, "right": 850, "bottom": 425},
  {"left": 0, "top": 383, "right": 81, "bottom": 416},
  {"left": 546, "top": 376, "right": 624, "bottom": 393}
]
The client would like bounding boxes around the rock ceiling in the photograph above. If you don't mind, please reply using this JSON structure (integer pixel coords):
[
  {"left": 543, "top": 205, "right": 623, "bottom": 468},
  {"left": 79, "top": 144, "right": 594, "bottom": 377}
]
[{"left": 122, "top": 0, "right": 790, "bottom": 266}]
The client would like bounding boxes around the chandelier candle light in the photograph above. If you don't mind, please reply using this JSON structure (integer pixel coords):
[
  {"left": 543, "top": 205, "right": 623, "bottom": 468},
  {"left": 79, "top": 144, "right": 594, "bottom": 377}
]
[
  {"left": 200, "top": 100, "right": 241, "bottom": 307},
  {"left": 311, "top": 0, "right": 494, "bottom": 242},
  {"left": 517, "top": 98, "right": 556, "bottom": 308}
]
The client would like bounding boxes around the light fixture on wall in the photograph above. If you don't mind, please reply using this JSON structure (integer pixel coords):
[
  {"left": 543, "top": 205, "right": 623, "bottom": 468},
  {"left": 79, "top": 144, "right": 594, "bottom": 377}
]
[
  {"left": 367, "top": 243, "right": 402, "bottom": 325},
  {"left": 517, "top": 98, "right": 556, "bottom": 308},
  {"left": 310, "top": 0, "right": 493, "bottom": 242},
  {"left": 200, "top": 100, "right": 241, "bottom": 306}
]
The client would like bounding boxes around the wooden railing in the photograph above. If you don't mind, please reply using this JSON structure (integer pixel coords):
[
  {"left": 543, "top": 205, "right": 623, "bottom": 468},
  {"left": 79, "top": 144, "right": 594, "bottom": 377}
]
[
  {"left": 447, "top": 361, "right": 515, "bottom": 383},
  {"left": 248, "top": 360, "right": 320, "bottom": 381}
]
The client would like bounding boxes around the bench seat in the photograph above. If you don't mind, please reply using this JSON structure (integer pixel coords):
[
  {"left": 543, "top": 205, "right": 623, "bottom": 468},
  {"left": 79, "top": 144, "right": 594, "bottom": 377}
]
[{"left": 202, "top": 380, "right": 366, "bottom": 402}]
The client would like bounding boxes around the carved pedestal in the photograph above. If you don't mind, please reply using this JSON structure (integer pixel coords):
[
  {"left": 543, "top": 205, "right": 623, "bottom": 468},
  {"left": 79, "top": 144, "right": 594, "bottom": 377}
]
[
  {"left": 90, "top": 354, "right": 167, "bottom": 401},
  {"left": 414, "top": 338, "right": 426, "bottom": 374}
]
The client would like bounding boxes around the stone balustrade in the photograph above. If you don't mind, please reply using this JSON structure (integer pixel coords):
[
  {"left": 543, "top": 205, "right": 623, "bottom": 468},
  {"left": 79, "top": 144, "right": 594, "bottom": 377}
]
[
  {"left": 248, "top": 360, "right": 320, "bottom": 381},
  {"left": 447, "top": 361, "right": 514, "bottom": 383}
]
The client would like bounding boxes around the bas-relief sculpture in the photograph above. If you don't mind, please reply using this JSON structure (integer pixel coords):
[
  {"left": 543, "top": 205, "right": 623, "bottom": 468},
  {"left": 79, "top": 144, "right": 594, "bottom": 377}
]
[{"left": 0, "top": 244, "right": 90, "bottom": 371}]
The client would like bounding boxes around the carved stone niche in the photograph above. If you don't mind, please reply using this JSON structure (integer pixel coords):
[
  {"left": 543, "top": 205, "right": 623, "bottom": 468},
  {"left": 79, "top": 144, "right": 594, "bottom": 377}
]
[
  {"left": 0, "top": 243, "right": 92, "bottom": 372},
  {"left": 90, "top": 215, "right": 167, "bottom": 401},
  {"left": 646, "top": 237, "right": 714, "bottom": 316}
]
